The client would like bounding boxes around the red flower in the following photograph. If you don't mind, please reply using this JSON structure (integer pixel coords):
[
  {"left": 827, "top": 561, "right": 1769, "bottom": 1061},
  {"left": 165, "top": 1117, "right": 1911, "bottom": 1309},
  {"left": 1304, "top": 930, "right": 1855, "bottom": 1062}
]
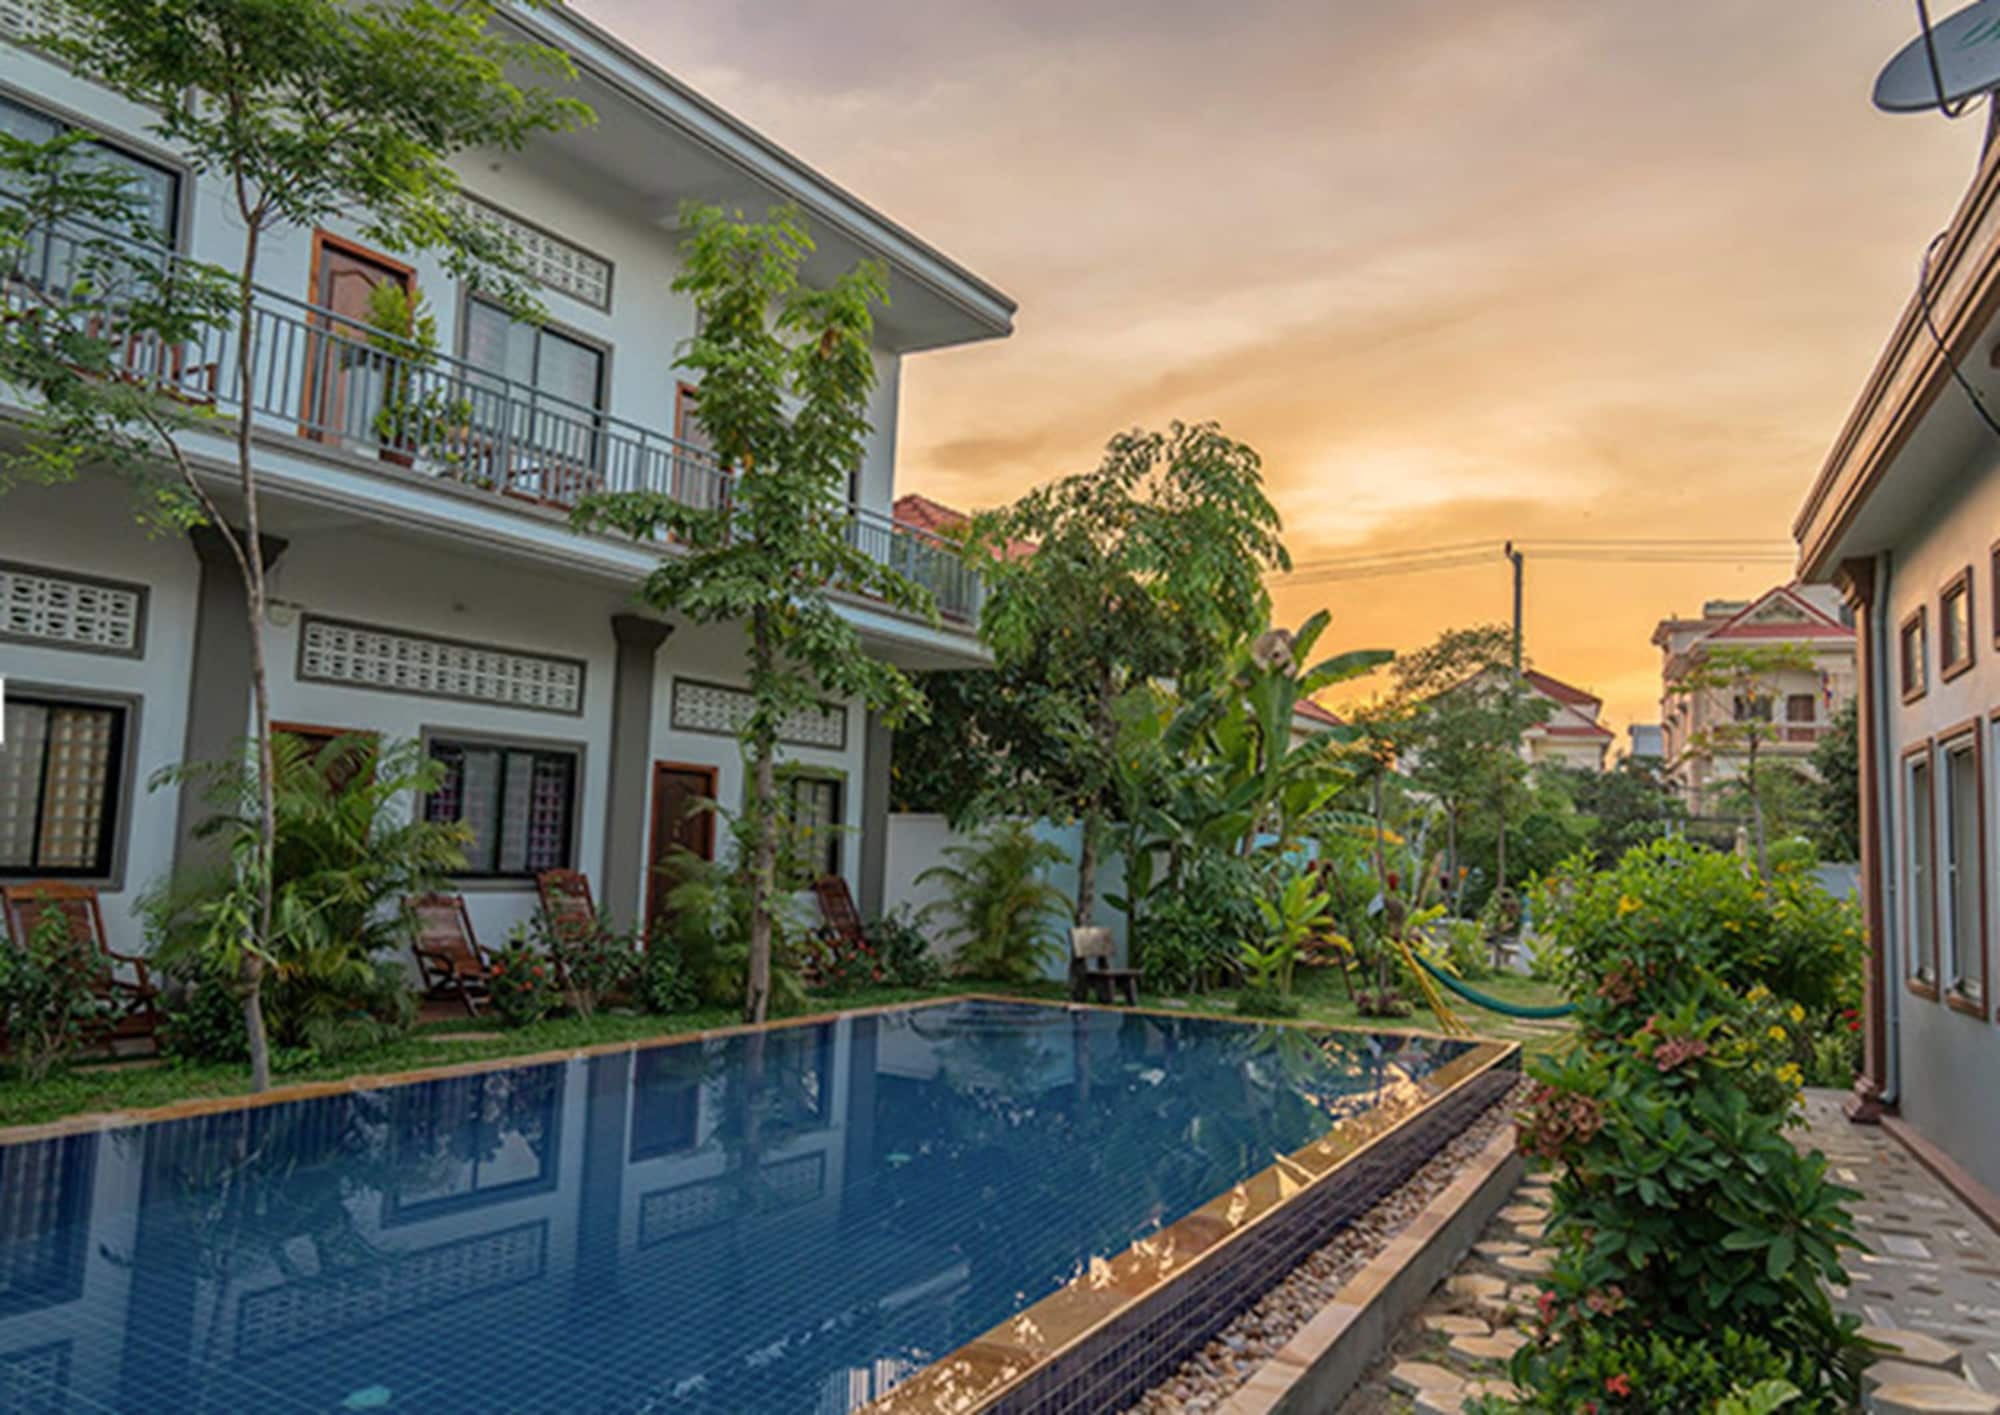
[{"left": 1605, "top": 1374, "right": 1632, "bottom": 1398}]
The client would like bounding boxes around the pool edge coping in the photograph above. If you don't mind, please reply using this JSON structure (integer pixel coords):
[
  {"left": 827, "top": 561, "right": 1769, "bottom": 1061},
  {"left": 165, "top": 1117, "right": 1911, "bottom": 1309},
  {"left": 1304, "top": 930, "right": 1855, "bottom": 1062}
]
[
  {"left": 864, "top": 1032, "right": 1520, "bottom": 1413},
  {"left": 1218, "top": 1122, "right": 1526, "bottom": 1414},
  {"left": 0, "top": 990, "right": 1502, "bottom": 1146}
]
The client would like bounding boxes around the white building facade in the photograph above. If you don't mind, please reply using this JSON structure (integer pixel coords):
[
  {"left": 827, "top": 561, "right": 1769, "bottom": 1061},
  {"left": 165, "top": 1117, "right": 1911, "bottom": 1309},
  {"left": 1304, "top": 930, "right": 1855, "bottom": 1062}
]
[{"left": 0, "top": 9, "right": 1014, "bottom": 959}]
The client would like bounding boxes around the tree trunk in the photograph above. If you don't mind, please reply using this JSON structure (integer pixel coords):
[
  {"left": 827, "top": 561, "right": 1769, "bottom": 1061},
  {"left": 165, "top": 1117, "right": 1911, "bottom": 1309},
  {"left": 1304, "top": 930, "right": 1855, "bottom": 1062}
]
[
  {"left": 744, "top": 608, "right": 777, "bottom": 1024},
  {"left": 1748, "top": 733, "right": 1768, "bottom": 878},
  {"left": 234, "top": 218, "right": 274, "bottom": 1095},
  {"left": 1074, "top": 808, "right": 1101, "bottom": 929},
  {"left": 1493, "top": 780, "right": 1509, "bottom": 911},
  {"left": 1446, "top": 808, "right": 1460, "bottom": 913}
]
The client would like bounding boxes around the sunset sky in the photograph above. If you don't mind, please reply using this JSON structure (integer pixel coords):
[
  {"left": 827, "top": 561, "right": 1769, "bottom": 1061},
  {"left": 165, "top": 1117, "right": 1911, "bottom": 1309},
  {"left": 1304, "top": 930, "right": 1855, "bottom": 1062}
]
[{"left": 587, "top": 0, "right": 1975, "bottom": 739}]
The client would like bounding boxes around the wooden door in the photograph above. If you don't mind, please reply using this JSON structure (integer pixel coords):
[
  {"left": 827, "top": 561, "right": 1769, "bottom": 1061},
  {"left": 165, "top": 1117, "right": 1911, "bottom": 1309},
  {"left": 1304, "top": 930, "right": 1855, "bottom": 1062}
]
[
  {"left": 303, "top": 233, "right": 412, "bottom": 442},
  {"left": 646, "top": 763, "right": 717, "bottom": 942}
]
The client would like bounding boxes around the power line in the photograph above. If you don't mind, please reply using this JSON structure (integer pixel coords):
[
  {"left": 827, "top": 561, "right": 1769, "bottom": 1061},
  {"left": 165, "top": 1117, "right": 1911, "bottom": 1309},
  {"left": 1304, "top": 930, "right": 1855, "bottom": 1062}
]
[{"left": 1274, "top": 536, "right": 1796, "bottom": 585}]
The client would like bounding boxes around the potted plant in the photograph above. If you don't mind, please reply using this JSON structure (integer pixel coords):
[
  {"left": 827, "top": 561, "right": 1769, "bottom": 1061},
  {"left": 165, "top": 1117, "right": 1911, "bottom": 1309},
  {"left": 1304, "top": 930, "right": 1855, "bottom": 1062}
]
[{"left": 360, "top": 282, "right": 469, "bottom": 471}]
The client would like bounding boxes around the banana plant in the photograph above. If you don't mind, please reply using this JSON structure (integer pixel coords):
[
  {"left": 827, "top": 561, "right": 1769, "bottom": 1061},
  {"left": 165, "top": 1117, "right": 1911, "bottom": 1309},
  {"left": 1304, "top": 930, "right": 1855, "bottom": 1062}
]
[{"left": 1243, "top": 870, "right": 1332, "bottom": 994}]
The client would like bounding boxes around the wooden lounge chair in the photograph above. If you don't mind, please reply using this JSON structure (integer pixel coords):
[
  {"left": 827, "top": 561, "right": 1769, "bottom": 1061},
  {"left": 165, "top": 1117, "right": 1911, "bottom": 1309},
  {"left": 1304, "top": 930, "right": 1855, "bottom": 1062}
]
[
  {"left": 1069, "top": 926, "right": 1141, "bottom": 1006},
  {"left": 406, "top": 892, "right": 493, "bottom": 1018},
  {"left": 811, "top": 875, "right": 866, "bottom": 948},
  {"left": 536, "top": 868, "right": 598, "bottom": 944},
  {"left": 0, "top": 882, "right": 161, "bottom": 1052}
]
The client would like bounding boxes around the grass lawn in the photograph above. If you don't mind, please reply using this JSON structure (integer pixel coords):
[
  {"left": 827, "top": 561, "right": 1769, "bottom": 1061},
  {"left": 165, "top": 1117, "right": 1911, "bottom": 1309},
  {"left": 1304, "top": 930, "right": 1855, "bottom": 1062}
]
[{"left": 0, "top": 973, "right": 1566, "bottom": 1131}]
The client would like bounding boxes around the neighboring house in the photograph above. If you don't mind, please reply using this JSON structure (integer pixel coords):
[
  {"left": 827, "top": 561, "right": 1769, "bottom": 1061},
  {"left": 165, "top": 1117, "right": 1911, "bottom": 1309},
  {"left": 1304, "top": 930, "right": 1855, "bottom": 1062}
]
[
  {"left": 1793, "top": 135, "right": 2000, "bottom": 1198},
  {"left": 1519, "top": 668, "right": 1613, "bottom": 772},
  {"left": 1650, "top": 585, "right": 1856, "bottom": 816},
  {"left": 1291, "top": 695, "right": 1345, "bottom": 748},
  {"left": 0, "top": 9, "right": 1014, "bottom": 959},
  {"left": 1627, "top": 723, "right": 1665, "bottom": 761}
]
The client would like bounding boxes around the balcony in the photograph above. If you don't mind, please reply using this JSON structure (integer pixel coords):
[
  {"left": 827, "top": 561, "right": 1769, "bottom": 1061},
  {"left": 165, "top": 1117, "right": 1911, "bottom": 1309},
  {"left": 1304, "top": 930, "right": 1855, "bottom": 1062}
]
[{"left": 1, "top": 210, "right": 983, "bottom": 625}]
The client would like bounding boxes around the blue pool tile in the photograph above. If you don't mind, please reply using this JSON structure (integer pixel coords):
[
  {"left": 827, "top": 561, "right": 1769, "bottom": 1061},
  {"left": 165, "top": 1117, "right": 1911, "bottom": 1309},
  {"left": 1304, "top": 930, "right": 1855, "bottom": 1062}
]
[{"left": 0, "top": 1000, "right": 1486, "bottom": 1415}]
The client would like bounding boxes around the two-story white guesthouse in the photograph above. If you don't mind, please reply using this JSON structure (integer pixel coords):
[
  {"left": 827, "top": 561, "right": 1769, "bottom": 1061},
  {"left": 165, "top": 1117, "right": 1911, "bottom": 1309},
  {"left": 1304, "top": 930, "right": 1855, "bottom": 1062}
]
[{"left": 0, "top": 7, "right": 1014, "bottom": 960}]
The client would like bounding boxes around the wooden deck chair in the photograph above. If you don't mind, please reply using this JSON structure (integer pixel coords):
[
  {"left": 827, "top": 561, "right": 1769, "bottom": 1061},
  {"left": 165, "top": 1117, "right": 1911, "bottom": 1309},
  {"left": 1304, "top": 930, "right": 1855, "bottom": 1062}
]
[
  {"left": 406, "top": 892, "right": 493, "bottom": 1018},
  {"left": 1, "top": 882, "right": 161, "bottom": 1052},
  {"left": 536, "top": 869, "right": 598, "bottom": 944},
  {"left": 811, "top": 875, "right": 866, "bottom": 947},
  {"left": 1068, "top": 926, "right": 1141, "bottom": 1006}
]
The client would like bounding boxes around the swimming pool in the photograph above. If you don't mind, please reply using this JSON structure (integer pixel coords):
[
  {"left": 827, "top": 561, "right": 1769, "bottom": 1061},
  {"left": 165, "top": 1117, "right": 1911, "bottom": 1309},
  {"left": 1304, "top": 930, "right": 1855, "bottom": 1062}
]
[{"left": 0, "top": 998, "right": 1513, "bottom": 1414}]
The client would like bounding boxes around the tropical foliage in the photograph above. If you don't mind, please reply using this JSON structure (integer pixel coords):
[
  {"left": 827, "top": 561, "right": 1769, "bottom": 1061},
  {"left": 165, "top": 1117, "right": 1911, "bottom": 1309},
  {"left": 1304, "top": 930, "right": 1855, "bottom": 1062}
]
[
  {"left": 0, "top": 905, "right": 110, "bottom": 1082},
  {"left": 1506, "top": 840, "right": 1868, "bottom": 1410},
  {"left": 918, "top": 823, "right": 1070, "bottom": 983},
  {"left": 575, "top": 203, "right": 929, "bottom": 1025}
]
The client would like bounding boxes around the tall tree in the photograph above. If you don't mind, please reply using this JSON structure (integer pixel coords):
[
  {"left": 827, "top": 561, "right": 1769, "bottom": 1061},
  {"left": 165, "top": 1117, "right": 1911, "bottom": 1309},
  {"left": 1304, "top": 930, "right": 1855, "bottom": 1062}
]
[
  {"left": 0, "top": 0, "right": 589, "bottom": 1089},
  {"left": 1672, "top": 641, "right": 1818, "bottom": 877},
  {"left": 1555, "top": 757, "right": 1687, "bottom": 867},
  {"left": 1389, "top": 624, "right": 1550, "bottom": 912},
  {"left": 969, "top": 423, "right": 1290, "bottom": 926},
  {"left": 1809, "top": 697, "right": 1861, "bottom": 861},
  {"left": 574, "top": 204, "right": 931, "bottom": 1024}
]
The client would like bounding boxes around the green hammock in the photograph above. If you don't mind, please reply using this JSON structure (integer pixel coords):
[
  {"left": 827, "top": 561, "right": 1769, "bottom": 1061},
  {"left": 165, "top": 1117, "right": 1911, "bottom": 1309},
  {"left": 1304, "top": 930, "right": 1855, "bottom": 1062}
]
[{"left": 1412, "top": 952, "right": 1576, "bottom": 1019}]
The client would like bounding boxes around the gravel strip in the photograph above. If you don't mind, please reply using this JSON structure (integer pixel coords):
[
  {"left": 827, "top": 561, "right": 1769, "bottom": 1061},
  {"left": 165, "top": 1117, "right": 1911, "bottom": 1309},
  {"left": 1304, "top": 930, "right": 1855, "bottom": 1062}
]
[{"left": 1126, "top": 1080, "right": 1531, "bottom": 1414}]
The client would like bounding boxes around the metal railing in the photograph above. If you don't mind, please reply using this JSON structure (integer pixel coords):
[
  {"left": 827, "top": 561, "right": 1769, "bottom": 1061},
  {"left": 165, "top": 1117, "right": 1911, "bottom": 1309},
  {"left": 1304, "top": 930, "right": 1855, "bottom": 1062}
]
[{"left": 2, "top": 205, "right": 983, "bottom": 624}]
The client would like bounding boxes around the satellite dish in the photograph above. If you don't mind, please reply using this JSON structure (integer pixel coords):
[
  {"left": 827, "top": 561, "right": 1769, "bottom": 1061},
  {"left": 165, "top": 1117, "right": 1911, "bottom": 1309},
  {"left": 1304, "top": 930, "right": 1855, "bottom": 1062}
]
[{"left": 1877, "top": 0, "right": 2000, "bottom": 112}]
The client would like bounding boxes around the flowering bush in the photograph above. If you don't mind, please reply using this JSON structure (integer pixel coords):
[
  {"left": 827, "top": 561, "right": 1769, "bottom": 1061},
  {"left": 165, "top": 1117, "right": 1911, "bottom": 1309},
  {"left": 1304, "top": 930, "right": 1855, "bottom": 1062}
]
[
  {"left": 1468, "top": 1325, "right": 1799, "bottom": 1414},
  {"left": 809, "top": 929, "right": 887, "bottom": 994},
  {"left": 487, "top": 938, "right": 559, "bottom": 1028},
  {"left": 866, "top": 909, "right": 942, "bottom": 988},
  {"left": 1504, "top": 840, "right": 1867, "bottom": 1411},
  {"left": 0, "top": 905, "right": 109, "bottom": 1081}
]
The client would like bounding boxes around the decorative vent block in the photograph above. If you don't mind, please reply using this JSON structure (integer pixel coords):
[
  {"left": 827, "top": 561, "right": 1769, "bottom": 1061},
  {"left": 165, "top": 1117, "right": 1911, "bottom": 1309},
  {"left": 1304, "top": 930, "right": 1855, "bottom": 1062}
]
[
  {"left": 455, "top": 193, "right": 612, "bottom": 311},
  {"left": 299, "top": 617, "right": 584, "bottom": 715},
  {"left": 235, "top": 1222, "right": 546, "bottom": 1361},
  {"left": 0, "top": 562, "right": 144, "bottom": 655},
  {"left": 671, "top": 678, "right": 846, "bottom": 750},
  {"left": 0, "top": 0, "right": 90, "bottom": 48}
]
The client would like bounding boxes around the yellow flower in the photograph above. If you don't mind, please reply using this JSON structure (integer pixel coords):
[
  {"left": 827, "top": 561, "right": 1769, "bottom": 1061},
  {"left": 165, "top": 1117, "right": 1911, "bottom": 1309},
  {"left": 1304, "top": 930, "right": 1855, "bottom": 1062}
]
[
  {"left": 1775, "top": 1062, "right": 1803, "bottom": 1086},
  {"left": 1767, "top": 1025, "right": 1788, "bottom": 1044},
  {"left": 1617, "top": 895, "right": 1641, "bottom": 916},
  {"left": 1788, "top": 1003, "right": 1805, "bottom": 1024},
  {"left": 1747, "top": 984, "right": 1772, "bottom": 1002}
]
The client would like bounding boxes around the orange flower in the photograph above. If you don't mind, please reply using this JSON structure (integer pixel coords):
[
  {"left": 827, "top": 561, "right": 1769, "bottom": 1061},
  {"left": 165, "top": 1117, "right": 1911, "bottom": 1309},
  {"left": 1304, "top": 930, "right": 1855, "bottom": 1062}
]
[{"left": 1605, "top": 1374, "right": 1632, "bottom": 1398}]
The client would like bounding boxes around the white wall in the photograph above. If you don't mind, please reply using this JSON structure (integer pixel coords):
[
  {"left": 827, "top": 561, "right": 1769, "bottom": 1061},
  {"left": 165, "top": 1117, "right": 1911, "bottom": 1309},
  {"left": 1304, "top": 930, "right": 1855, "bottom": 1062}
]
[
  {"left": 883, "top": 813, "right": 1129, "bottom": 980},
  {"left": 0, "top": 481, "right": 200, "bottom": 956}
]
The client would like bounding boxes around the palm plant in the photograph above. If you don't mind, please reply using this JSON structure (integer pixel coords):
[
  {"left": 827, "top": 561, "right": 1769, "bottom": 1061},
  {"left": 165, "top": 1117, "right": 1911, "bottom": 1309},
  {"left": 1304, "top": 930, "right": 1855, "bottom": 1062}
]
[
  {"left": 918, "top": 822, "right": 1071, "bottom": 982},
  {"left": 145, "top": 733, "right": 468, "bottom": 1058}
]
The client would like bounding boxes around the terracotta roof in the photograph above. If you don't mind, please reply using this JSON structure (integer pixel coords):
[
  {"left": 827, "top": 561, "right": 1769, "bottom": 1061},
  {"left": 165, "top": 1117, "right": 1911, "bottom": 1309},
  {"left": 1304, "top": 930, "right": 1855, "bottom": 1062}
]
[
  {"left": 1539, "top": 721, "right": 1615, "bottom": 739},
  {"left": 1523, "top": 668, "right": 1600, "bottom": 711},
  {"left": 1293, "top": 698, "right": 1344, "bottom": 727},
  {"left": 893, "top": 492, "right": 1035, "bottom": 561}
]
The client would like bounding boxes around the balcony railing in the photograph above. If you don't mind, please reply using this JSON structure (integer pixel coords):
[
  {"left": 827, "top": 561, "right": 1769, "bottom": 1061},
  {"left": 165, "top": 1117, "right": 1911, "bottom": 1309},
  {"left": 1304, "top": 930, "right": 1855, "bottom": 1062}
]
[{"left": 1, "top": 207, "right": 983, "bottom": 624}]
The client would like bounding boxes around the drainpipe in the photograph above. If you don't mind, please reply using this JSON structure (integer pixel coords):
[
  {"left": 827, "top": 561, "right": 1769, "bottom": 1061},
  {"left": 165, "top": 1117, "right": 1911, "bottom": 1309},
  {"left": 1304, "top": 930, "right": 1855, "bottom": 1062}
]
[{"left": 1874, "top": 551, "right": 1902, "bottom": 1106}]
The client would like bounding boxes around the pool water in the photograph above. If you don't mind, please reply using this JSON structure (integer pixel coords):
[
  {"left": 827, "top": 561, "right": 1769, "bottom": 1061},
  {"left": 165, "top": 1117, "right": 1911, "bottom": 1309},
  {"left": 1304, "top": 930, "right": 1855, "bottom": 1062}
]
[{"left": 0, "top": 1000, "right": 1476, "bottom": 1414}]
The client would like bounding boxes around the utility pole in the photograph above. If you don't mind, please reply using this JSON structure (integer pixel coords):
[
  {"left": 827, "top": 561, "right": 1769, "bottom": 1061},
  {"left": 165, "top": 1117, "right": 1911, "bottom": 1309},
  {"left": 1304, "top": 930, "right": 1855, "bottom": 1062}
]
[{"left": 1505, "top": 540, "right": 1524, "bottom": 682}]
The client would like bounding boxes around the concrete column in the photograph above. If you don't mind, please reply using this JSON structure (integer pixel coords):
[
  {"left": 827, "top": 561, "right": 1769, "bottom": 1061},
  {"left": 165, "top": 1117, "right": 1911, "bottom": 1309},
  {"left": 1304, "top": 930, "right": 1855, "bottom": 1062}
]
[
  {"left": 1838, "top": 556, "right": 1890, "bottom": 1123},
  {"left": 603, "top": 613, "right": 673, "bottom": 930},
  {"left": 172, "top": 526, "right": 286, "bottom": 876},
  {"left": 858, "top": 710, "right": 894, "bottom": 918}
]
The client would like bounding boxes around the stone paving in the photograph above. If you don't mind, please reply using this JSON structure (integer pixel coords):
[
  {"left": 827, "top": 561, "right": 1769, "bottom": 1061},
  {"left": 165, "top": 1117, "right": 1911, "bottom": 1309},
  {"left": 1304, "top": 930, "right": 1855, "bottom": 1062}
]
[{"left": 1336, "top": 1089, "right": 2000, "bottom": 1413}]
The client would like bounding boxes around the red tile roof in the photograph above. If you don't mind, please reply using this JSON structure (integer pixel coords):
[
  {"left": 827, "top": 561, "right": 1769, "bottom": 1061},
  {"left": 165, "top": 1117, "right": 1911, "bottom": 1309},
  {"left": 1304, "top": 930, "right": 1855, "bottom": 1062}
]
[
  {"left": 893, "top": 493, "right": 1035, "bottom": 561},
  {"left": 1523, "top": 668, "right": 1600, "bottom": 710},
  {"left": 1540, "top": 721, "right": 1614, "bottom": 739},
  {"left": 1293, "top": 698, "right": 1344, "bottom": 727}
]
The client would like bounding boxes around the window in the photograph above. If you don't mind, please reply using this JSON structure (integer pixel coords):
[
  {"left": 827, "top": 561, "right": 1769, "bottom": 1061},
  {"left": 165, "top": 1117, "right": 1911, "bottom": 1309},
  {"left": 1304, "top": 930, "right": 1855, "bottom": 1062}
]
[
  {"left": 0, "top": 694, "right": 126, "bottom": 879},
  {"left": 1942, "top": 568, "right": 1975, "bottom": 681},
  {"left": 1907, "top": 748, "right": 1938, "bottom": 993},
  {"left": 1941, "top": 733, "right": 1985, "bottom": 1006},
  {"left": 463, "top": 297, "right": 605, "bottom": 498},
  {"left": 388, "top": 1070, "right": 561, "bottom": 1221},
  {"left": 673, "top": 382, "right": 729, "bottom": 512},
  {"left": 785, "top": 774, "right": 843, "bottom": 880},
  {"left": 0, "top": 94, "right": 179, "bottom": 286},
  {"left": 423, "top": 737, "right": 577, "bottom": 879},
  {"left": 1901, "top": 608, "right": 1929, "bottom": 703},
  {"left": 1732, "top": 693, "right": 1772, "bottom": 723}
]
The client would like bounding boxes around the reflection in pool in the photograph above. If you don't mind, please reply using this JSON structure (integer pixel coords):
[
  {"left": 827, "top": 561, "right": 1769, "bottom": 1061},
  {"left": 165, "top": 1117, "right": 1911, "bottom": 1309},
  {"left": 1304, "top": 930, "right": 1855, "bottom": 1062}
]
[{"left": 0, "top": 1000, "right": 1477, "bottom": 1413}]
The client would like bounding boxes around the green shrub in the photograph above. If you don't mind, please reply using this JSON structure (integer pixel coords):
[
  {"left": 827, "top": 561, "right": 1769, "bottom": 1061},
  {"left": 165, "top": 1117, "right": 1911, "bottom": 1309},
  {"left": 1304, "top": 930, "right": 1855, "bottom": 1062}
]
[
  {"left": 1138, "top": 849, "right": 1258, "bottom": 993},
  {"left": 866, "top": 908, "right": 942, "bottom": 988},
  {"left": 918, "top": 822, "right": 1068, "bottom": 983},
  {"left": 1477, "top": 1324, "right": 1807, "bottom": 1414},
  {"left": 1512, "top": 839, "right": 1867, "bottom": 1408},
  {"left": 487, "top": 938, "right": 560, "bottom": 1028},
  {"left": 0, "top": 905, "right": 109, "bottom": 1081},
  {"left": 1431, "top": 915, "right": 1496, "bottom": 982},
  {"left": 1234, "top": 985, "right": 1302, "bottom": 1018},
  {"left": 638, "top": 942, "right": 698, "bottom": 1015},
  {"left": 159, "top": 965, "right": 248, "bottom": 1063},
  {"left": 652, "top": 848, "right": 806, "bottom": 1012},
  {"left": 522, "top": 911, "right": 639, "bottom": 1020}
]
